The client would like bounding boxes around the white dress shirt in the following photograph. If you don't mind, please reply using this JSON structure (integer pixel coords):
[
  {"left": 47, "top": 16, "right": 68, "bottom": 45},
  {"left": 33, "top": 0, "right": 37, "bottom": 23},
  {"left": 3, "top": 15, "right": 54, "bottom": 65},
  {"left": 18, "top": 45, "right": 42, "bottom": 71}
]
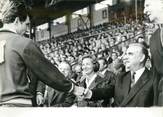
[
  {"left": 85, "top": 74, "right": 97, "bottom": 89},
  {"left": 133, "top": 67, "right": 145, "bottom": 84}
]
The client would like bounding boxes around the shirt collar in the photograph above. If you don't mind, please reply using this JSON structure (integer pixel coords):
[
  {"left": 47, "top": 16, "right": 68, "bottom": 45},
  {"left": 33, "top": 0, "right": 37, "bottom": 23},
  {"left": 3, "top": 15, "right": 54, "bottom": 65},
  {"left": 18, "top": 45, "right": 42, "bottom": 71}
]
[
  {"left": 0, "top": 28, "right": 17, "bottom": 34},
  {"left": 101, "top": 69, "right": 107, "bottom": 75},
  {"left": 85, "top": 73, "right": 97, "bottom": 88},
  {"left": 133, "top": 67, "right": 145, "bottom": 83}
]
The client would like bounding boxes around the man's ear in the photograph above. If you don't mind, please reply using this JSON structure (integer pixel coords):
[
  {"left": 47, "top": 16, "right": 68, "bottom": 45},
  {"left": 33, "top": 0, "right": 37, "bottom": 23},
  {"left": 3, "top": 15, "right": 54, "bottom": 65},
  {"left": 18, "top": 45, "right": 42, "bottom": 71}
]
[
  {"left": 14, "top": 17, "right": 20, "bottom": 25},
  {"left": 140, "top": 54, "right": 145, "bottom": 62},
  {"left": 103, "top": 63, "right": 107, "bottom": 68}
]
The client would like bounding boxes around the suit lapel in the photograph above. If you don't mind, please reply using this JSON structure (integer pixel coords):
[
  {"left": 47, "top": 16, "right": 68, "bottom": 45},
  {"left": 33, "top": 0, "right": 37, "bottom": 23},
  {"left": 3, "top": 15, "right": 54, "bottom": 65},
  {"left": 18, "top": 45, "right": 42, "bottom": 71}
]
[
  {"left": 89, "top": 75, "right": 100, "bottom": 89},
  {"left": 104, "top": 70, "right": 111, "bottom": 80},
  {"left": 120, "top": 68, "right": 150, "bottom": 106},
  {"left": 95, "top": 75, "right": 105, "bottom": 84},
  {"left": 122, "top": 73, "right": 131, "bottom": 98}
]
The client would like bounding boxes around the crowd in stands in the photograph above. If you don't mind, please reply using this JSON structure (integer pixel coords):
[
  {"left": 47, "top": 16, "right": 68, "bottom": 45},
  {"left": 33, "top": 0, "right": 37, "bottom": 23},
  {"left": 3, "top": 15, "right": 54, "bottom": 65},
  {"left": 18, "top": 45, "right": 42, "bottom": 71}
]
[{"left": 36, "top": 19, "right": 156, "bottom": 107}]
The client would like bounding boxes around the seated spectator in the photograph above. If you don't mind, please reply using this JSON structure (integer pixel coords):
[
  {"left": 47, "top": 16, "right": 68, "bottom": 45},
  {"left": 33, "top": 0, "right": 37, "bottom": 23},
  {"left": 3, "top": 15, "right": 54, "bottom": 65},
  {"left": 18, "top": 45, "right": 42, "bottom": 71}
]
[
  {"left": 73, "top": 64, "right": 82, "bottom": 80},
  {"left": 108, "top": 52, "right": 118, "bottom": 72},
  {"left": 41, "top": 61, "right": 76, "bottom": 107},
  {"left": 75, "top": 55, "right": 106, "bottom": 107},
  {"left": 97, "top": 57, "right": 115, "bottom": 107},
  {"left": 112, "top": 58, "right": 125, "bottom": 75}
]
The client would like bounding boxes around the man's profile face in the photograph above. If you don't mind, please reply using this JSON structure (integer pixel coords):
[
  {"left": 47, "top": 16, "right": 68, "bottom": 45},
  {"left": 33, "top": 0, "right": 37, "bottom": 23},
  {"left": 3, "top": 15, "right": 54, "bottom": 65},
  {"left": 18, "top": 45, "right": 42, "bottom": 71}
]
[
  {"left": 58, "top": 62, "right": 71, "bottom": 78},
  {"left": 74, "top": 65, "right": 81, "bottom": 74},
  {"left": 111, "top": 52, "right": 118, "bottom": 61},
  {"left": 123, "top": 45, "right": 144, "bottom": 71},
  {"left": 17, "top": 16, "right": 30, "bottom": 35},
  {"left": 144, "top": 0, "right": 163, "bottom": 23},
  {"left": 98, "top": 59, "right": 106, "bottom": 72}
]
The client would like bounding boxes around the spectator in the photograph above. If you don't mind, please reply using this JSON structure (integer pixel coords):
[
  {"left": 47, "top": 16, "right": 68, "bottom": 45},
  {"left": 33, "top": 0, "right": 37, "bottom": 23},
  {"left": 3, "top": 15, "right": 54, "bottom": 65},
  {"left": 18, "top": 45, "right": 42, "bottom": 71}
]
[
  {"left": 43, "top": 61, "right": 76, "bottom": 107},
  {"left": 112, "top": 58, "right": 125, "bottom": 75},
  {"left": 75, "top": 55, "right": 104, "bottom": 107},
  {"left": 97, "top": 57, "right": 115, "bottom": 107}
]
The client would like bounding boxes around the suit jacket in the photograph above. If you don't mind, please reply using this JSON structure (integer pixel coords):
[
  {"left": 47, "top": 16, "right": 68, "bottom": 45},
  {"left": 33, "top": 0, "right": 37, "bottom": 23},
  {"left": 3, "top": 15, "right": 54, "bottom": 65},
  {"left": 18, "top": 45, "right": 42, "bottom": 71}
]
[
  {"left": 44, "top": 86, "right": 75, "bottom": 107},
  {"left": 96, "top": 70, "right": 115, "bottom": 107},
  {"left": 150, "top": 28, "right": 163, "bottom": 106},
  {"left": 75, "top": 72, "right": 115, "bottom": 107},
  {"left": 76, "top": 74, "right": 104, "bottom": 107},
  {"left": 91, "top": 68, "right": 154, "bottom": 107},
  {"left": 43, "top": 78, "right": 76, "bottom": 107}
]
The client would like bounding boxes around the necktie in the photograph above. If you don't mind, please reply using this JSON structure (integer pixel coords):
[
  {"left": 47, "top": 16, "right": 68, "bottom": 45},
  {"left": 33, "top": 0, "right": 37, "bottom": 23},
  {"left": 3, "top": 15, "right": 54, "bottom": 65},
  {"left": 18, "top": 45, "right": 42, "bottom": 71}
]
[{"left": 130, "top": 72, "right": 135, "bottom": 88}]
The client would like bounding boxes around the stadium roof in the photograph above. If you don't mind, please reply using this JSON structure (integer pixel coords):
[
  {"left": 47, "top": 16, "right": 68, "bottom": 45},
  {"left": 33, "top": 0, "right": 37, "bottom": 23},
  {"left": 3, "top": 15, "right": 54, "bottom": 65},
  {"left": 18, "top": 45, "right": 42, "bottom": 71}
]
[{"left": 24, "top": 0, "right": 104, "bottom": 26}]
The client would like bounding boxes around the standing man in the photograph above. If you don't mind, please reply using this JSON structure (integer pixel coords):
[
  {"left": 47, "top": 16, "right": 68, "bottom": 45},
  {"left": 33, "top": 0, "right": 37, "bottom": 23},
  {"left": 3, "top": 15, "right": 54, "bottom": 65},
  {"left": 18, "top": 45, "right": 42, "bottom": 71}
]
[
  {"left": 84, "top": 43, "right": 154, "bottom": 107},
  {"left": 0, "top": 0, "right": 83, "bottom": 107},
  {"left": 144, "top": 0, "right": 163, "bottom": 106}
]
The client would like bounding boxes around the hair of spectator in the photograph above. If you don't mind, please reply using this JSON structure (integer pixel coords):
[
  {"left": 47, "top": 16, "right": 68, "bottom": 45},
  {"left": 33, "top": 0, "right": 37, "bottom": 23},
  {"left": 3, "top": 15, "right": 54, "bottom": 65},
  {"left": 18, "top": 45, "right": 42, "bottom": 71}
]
[
  {"left": 61, "top": 61, "right": 72, "bottom": 72},
  {"left": 130, "top": 42, "right": 149, "bottom": 63},
  {"left": 98, "top": 57, "right": 108, "bottom": 68}
]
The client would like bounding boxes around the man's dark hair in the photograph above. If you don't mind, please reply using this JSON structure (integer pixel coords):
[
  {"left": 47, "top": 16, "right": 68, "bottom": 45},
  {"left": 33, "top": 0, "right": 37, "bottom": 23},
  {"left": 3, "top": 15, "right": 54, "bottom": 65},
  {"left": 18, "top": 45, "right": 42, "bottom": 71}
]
[
  {"left": 98, "top": 57, "right": 108, "bottom": 67},
  {"left": 0, "top": 0, "right": 29, "bottom": 23},
  {"left": 141, "top": 43, "right": 149, "bottom": 62},
  {"left": 82, "top": 55, "right": 99, "bottom": 72}
]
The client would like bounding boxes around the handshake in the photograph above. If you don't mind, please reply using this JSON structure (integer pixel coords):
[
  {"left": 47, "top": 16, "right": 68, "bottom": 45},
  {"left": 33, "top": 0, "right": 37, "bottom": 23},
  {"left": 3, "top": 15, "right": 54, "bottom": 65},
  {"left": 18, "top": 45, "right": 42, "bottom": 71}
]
[{"left": 73, "top": 85, "right": 92, "bottom": 99}]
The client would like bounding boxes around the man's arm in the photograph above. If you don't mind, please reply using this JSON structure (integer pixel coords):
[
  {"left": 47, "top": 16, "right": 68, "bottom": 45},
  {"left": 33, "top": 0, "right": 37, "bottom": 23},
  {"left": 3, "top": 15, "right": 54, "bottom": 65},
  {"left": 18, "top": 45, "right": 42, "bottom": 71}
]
[
  {"left": 36, "top": 80, "right": 46, "bottom": 95},
  {"left": 36, "top": 81, "right": 45, "bottom": 106},
  {"left": 160, "top": 28, "right": 163, "bottom": 47},
  {"left": 90, "top": 85, "right": 114, "bottom": 101},
  {"left": 22, "top": 41, "right": 74, "bottom": 93},
  {"left": 82, "top": 84, "right": 114, "bottom": 102}
]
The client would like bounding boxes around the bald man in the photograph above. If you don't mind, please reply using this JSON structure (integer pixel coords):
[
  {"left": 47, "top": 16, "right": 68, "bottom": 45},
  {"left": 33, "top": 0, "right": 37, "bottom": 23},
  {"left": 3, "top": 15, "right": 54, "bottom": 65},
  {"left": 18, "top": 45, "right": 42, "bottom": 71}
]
[
  {"left": 42, "top": 62, "right": 76, "bottom": 107},
  {"left": 58, "top": 62, "right": 72, "bottom": 78},
  {"left": 84, "top": 43, "right": 154, "bottom": 107}
]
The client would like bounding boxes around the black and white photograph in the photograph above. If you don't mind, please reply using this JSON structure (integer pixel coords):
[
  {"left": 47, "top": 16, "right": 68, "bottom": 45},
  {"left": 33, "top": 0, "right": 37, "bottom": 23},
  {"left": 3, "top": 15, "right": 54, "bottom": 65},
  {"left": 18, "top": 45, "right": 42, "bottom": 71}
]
[{"left": 0, "top": 0, "right": 163, "bottom": 116}]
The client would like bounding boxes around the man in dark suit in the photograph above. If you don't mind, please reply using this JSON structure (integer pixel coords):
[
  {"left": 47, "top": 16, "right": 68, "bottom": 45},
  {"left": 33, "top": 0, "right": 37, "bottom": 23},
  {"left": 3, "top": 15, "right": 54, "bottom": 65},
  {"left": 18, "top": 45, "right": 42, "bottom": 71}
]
[
  {"left": 97, "top": 57, "right": 115, "bottom": 106},
  {"left": 42, "top": 61, "right": 76, "bottom": 107},
  {"left": 144, "top": 0, "right": 163, "bottom": 106},
  {"left": 83, "top": 43, "right": 154, "bottom": 107}
]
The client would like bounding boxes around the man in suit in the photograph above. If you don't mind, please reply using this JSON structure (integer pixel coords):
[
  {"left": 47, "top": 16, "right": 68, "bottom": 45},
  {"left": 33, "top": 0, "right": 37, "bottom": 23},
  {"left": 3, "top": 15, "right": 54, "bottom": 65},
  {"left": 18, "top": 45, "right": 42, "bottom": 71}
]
[
  {"left": 97, "top": 57, "right": 115, "bottom": 106},
  {"left": 84, "top": 43, "right": 154, "bottom": 107},
  {"left": 43, "top": 61, "right": 76, "bottom": 107},
  {"left": 98, "top": 57, "right": 115, "bottom": 80},
  {"left": 144, "top": 0, "right": 163, "bottom": 106}
]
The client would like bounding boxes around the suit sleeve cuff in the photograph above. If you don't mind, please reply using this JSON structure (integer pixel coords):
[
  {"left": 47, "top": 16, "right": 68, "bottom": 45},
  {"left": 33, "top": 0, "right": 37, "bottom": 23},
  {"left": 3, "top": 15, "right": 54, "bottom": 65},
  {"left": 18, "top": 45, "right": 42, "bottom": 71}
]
[
  {"left": 36, "top": 92, "right": 43, "bottom": 96},
  {"left": 68, "top": 83, "right": 74, "bottom": 93},
  {"left": 84, "top": 90, "right": 92, "bottom": 99}
]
